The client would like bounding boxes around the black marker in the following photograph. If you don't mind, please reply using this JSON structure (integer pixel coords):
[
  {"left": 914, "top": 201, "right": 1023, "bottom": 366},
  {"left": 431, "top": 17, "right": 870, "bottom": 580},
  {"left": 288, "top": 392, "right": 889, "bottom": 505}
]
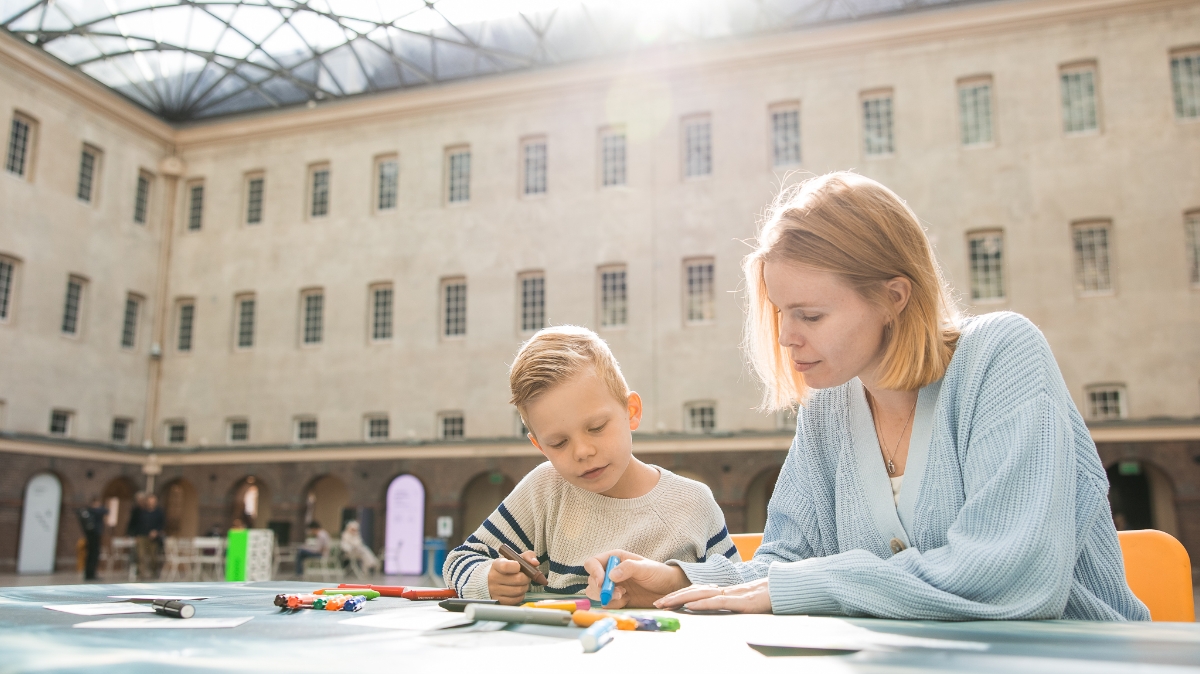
[
  {"left": 153, "top": 599, "right": 195, "bottom": 619},
  {"left": 438, "top": 598, "right": 499, "bottom": 612}
]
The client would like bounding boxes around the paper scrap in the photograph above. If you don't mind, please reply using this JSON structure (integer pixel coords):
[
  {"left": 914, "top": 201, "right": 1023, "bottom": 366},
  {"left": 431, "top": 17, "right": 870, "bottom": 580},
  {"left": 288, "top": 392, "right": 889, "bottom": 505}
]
[
  {"left": 45, "top": 603, "right": 155, "bottom": 616},
  {"left": 341, "top": 606, "right": 472, "bottom": 631},
  {"left": 75, "top": 617, "right": 253, "bottom": 629},
  {"left": 108, "top": 595, "right": 211, "bottom": 601}
]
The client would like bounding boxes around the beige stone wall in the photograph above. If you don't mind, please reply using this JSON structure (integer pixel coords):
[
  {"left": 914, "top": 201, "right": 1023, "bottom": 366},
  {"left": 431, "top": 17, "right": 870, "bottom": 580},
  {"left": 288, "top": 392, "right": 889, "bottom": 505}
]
[{"left": 2, "top": 0, "right": 1198, "bottom": 448}]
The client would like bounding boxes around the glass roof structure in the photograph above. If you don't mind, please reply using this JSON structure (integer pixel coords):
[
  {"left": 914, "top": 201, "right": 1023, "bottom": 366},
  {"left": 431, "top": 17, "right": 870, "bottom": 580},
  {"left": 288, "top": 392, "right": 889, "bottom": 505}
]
[{"left": 1, "top": 0, "right": 976, "bottom": 122}]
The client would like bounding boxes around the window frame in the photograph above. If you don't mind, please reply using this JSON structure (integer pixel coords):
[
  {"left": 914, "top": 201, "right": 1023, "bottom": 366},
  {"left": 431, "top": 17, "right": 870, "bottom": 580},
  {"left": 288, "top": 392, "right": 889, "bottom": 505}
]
[
  {"left": 599, "top": 126, "right": 627, "bottom": 188},
  {"left": 294, "top": 416, "right": 318, "bottom": 443},
  {"left": 681, "top": 113, "right": 713, "bottom": 180},
  {"left": 768, "top": 101, "right": 802, "bottom": 168},
  {"left": 1171, "top": 47, "right": 1200, "bottom": 122},
  {"left": 369, "top": 282, "right": 394, "bottom": 342},
  {"left": 1060, "top": 61, "right": 1102, "bottom": 136},
  {"left": 76, "top": 143, "right": 103, "bottom": 204},
  {"left": 364, "top": 414, "right": 390, "bottom": 442},
  {"left": 517, "top": 270, "right": 546, "bottom": 334},
  {"left": 1071, "top": 220, "right": 1116, "bottom": 297},
  {"left": 175, "top": 297, "right": 196, "bottom": 352},
  {"left": 965, "top": 229, "right": 1006, "bottom": 302},
  {"left": 49, "top": 409, "right": 73, "bottom": 437},
  {"left": 446, "top": 146, "right": 471, "bottom": 205},
  {"left": 441, "top": 276, "right": 467, "bottom": 339},
  {"left": 374, "top": 153, "right": 399, "bottom": 213},
  {"left": 520, "top": 136, "right": 548, "bottom": 198},
  {"left": 300, "top": 288, "right": 324, "bottom": 346},
  {"left": 957, "top": 75, "right": 995, "bottom": 148},
  {"left": 165, "top": 419, "right": 187, "bottom": 445},
  {"left": 861, "top": 89, "right": 896, "bottom": 158},
  {"left": 683, "top": 257, "right": 716, "bottom": 325},
  {"left": 133, "top": 170, "right": 153, "bottom": 225},
  {"left": 1085, "top": 384, "right": 1127, "bottom": 421},
  {"left": 61, "top": 274, "right": 88, "bottom": 338},
  {"left": 1186, "top": 209, "right": 1200, "bottom": 289},
  {"left": 234, "top": 292, "right": 255, "bottom": 350},
  {"left": 227, "top": 418, "right": 250, "bottom": 443},
  {"left": 185, "top": 179, "right": 205, "bottom": 231},
  {"left": 438, "top": 411, "right": 465, "bottom": 441},
  {"left": 243, "top": 171, "right": 265, "bottom": 225},
  {"left": 5, "top": 111, "right": 38, "bottom": 181},
  {"left": 597, "top": 264, "right": 628, "bottom": 329},
  {"left": 684, "top": 401, "right": 717, "bottom": 434},
  {"left": 0, "top": 254, "right": 21, "bottom": 325},
  {"left": 120, "top": 292, "right": 143, "bottom": 349},
  {"left": 308, "top": 162, "right": 331, "bottom": 219},
  {"left": 111, "top": 417, "right": 132, "bottom": 444}
]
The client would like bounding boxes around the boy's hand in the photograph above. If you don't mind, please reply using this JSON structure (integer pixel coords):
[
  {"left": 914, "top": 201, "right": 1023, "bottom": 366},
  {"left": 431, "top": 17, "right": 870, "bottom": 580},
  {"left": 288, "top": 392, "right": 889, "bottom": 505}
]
[
  {"left": 488, "top": 550, "right": 541, "bottom": 605},
  {"left": 583, "top": 549, "right": 690, "bottom": 609}
]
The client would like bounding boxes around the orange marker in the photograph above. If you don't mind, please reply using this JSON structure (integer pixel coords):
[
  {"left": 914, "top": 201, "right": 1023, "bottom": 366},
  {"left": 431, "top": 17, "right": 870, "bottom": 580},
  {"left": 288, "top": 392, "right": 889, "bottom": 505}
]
[
  {"left": 522, "top": 600, "right": 586, "bottom": 613},
  {"left": 572, "top": 610, "right": 637, "bottom": 630},
  {"left": 401, "top": 588, "right": 458, "bottom": 600},
  {"left": 323, "top": 595, "right": 348, "bottom": 611}
]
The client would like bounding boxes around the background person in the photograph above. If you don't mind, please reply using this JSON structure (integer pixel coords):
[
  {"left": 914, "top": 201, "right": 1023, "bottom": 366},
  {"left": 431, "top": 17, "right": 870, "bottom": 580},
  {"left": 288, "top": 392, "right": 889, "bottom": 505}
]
[
  {"left": 139, "top": 494, "right": 165, "bottom": 580},
  {"left": 584, "top": 172, "right": 1149, "bottom": 621},
  {"left": 339, "top": 521, "right": 379, "bottom": 576},
  {"left": 76, "top": 496, "right": 107, "bottom": 581},
  {"left": 296, "top": 521, "right": 331, "bottom": 576}
]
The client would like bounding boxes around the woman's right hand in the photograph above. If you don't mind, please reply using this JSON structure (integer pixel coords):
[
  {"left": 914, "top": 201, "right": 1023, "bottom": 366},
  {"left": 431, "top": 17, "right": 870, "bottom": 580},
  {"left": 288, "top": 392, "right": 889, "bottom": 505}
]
[{"left": 583, "top": 550, "right": 690, "bottom": 608}]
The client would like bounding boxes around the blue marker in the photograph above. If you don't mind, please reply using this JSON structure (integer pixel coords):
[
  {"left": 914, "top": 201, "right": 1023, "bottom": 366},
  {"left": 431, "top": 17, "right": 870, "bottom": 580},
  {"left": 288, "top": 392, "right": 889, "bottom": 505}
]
[
  {"left": 600, "top": 555, "right": 619, "bottom": 607},
  {"left": 581, "top": 616, "right": 617, "bottom": 653}
]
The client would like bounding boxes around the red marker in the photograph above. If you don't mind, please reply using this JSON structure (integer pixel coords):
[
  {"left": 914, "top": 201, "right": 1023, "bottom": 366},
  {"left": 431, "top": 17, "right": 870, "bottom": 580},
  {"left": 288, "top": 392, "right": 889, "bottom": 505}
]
[
  {"left": 334, "top": 584, "right": 407, "bottom": 598},
  {"left": 401, "top": 588, "right": 458, "bottom": 600}
]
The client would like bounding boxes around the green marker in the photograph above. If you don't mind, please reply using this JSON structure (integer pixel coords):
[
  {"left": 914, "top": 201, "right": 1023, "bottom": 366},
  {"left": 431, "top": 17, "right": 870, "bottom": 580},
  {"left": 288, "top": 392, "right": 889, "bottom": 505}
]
[{"left": 313, "top": 589, "right": 380, "bottom": 599}]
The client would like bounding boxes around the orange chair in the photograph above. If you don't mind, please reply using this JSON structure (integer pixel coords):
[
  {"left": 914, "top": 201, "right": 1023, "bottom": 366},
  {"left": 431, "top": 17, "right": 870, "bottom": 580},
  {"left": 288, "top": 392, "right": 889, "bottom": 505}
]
[
  {"left": 1117, "top": 529, "right": 1195, "bottom": 622},
  {"left": 733, "top": 529, "right": 1194, "bottom": 622}
]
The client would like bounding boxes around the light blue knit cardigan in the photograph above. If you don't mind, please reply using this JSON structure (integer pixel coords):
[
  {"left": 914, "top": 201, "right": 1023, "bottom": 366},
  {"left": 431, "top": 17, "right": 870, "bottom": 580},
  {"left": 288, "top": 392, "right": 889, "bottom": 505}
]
[{"left": 677, "top": 312, "right": 1149, "bottom": 621}]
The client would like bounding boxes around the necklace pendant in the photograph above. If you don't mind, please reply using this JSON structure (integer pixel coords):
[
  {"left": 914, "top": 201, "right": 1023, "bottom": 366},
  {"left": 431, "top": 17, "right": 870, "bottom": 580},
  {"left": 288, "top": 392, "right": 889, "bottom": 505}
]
[{"left": 887, "top": 460, "right": 896, "bottom": 475}]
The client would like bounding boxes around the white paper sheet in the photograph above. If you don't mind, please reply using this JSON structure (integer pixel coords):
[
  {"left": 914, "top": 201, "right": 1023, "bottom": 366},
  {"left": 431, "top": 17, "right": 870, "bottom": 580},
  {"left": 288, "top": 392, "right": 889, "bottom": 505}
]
[
  {"left": 108, "top": 595, "right": 211, "bottom": 601},
  {"left": 74, "top": 617, "right": 253, "bottom": 629},
  {"left": 743, "top": 615, "right": 988, "bottom": 652},
  {"left": 340, "top": 606, "right": 472, "bottom": 631},
  {"left": 44, "top": 603, "right": 155, "bottom": 616}
]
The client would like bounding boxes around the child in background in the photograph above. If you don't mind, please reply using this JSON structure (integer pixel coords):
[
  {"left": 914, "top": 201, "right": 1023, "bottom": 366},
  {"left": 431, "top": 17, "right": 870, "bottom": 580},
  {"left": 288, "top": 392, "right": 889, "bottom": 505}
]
[{"left": 443, "top": 325, "right": 739, "bottom": 604}]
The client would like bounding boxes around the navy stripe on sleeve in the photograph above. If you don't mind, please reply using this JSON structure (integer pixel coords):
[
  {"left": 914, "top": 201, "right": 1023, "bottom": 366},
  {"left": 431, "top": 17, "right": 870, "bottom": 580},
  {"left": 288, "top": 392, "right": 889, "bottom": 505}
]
[
  {"left": 704, "top": 526, "right": 730, "bottom": 552},
  {"left": 722, "top": 545, "right": 739, "bottom": 559},
  {"left": 547, "top": 559, "right": 588, "bottom": 576},
  {"left": 482, "top": 518, "right": 520, "bottom": 553},
  {"left": 497, "top": 503, "right": 535, "bottom": 551},
  {"left": 454, "top": 557, "right": 485, "bottom": 592},
  {"left": 543, "top": 583, "right": 589, "bottom": 595}
]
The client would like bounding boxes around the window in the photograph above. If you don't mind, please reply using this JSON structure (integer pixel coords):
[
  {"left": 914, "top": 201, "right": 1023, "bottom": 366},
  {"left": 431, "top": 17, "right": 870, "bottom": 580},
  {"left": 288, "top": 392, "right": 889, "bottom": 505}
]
[
  {"left": 111, "top": 418, "right": 131, "bottom": 443},
  {"left": 439, "top": 412, "right": 464, "bottom": 440},
  {"left": 5, "top": 112, "right": 36, "bottom": 178},
  {"left": 371, "top": 284, "right": 393, "bottom": 341},
  {"left": 310, "top": 164, "right": 330, "bottom": 217},
  {"left": 366, "top": 415, "right": 389, "bottom": 441},
  {"left": 1061, "top": 63, "right": 1100, "bottom": 134},
  {"left": 376, "top": 155, "right": 398, "bottom": 211},
  {"left": 685, "top": 402, "right": 716, "bottom": 434},
  {"left": 684, "top": 259, "right": 715, "bottom": 323},
  {"left": 228, "top": 419, "right": 249, "bottom": 442},
  {"left": 176, "top": 300, "right": 195, "bottom": 351},
  {"left": 599, "top": 265, "right": 627, "bottom": 328},
  {"left": 187, "top": 181, "right": 204, "bottom": 231},
  {"left": 49, "top": 409, "right": 72, "bottom": 436},
  {"left": 134, "top": 171, "right": 151, "bottom": 224},
  {"left": 447, "top": 148, "right": 470, "bottom": 203},
  {"left": 236, "top": 294, "right": 255, "bottom": 348},
  {"left": 523, "top": 138, "right": 547, "bottom": 196},
  {"left": 1172, "top": 49, "right": 1200, "bottom": 120},
  {"left": 770, "top": 103, "right": 801, "bottom": 166},
  {"left": 683, "top": 114, "right": 712, "bottom": 178},
  {"left": 1187, "top": 211, "right": 1200, "bottom": 287},
  {"left": 862, "top": 90, "right": 894, "bottom": 156},
  {"left": 600, "top": 128, "right": 626, "bottom": 187},
  {"left": 245, "top": 173, "right": 264, "bottom": 224},
  {"left": 296, "top": 417, "right": 318, "bottom": 441},
  {"left": 443, "top": 278, "right": 467, "bottom": 337},
  {"left": 302, "top": 289, "right": 323, "bottom": 345},
  {"left": 1072, "top": 221, "right": 1113, "bottom": 294},
  {"left": 61, "top": 275, "right": 85, "bottom": 335},
  {"left": 0, "top": 255, "right": 16, "bottom": 322},
  {"left": 1087, "top": 385, "right": 1126, "bottom": 421},
  {"left": 166, "top": 421, "right": 187, "bottom": 444},
  {"left": 958, "top": 77, "right": 994, "bottom": 146},
  {"left": 120, "top": 294, "right": 141, "bottom": 348},
  {"left": 967, "top": 231, "right": 1005, "bottom": 301},
  {"left": 77, "top": 145, "right": 100, "bottom": 203},
  {"left": 519, "top": 271, "right": 545, "bottom": 333}
]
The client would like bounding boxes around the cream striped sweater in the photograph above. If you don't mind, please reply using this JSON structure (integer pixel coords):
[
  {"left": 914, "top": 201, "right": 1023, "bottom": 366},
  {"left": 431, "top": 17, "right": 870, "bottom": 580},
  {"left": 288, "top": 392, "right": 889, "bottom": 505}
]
[{"left": 444, "top": 463, "right": 739, "bottom": 599}]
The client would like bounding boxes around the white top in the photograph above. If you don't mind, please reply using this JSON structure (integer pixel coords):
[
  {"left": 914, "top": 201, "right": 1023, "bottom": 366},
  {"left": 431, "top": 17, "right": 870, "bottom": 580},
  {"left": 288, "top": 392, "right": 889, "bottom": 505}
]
[{"left": 890, "top": 475, "right": 904, "bottom": 506}]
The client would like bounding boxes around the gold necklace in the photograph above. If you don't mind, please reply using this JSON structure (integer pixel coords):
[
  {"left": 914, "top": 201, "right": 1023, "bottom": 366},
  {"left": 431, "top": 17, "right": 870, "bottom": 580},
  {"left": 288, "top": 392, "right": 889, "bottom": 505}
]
[{"left": 866, "top": 391, "right": 918, "bottom": 476}]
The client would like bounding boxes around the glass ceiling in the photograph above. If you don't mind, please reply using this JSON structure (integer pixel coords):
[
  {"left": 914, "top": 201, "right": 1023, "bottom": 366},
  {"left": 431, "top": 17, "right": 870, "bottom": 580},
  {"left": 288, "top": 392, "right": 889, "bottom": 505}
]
[{"left": 1, "top": 0, "right": 974, "bottom": 122}]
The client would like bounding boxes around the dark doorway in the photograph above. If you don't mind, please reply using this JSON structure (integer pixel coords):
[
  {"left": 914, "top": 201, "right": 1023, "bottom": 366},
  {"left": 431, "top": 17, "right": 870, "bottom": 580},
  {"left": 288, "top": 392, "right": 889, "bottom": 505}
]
[{"left": 1107, "top": 462, "right": 1152, "bottom": 531}]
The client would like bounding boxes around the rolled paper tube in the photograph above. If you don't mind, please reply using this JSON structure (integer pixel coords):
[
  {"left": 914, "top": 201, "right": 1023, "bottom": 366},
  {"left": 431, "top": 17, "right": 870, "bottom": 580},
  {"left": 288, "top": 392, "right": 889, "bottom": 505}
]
[
  {"left": 581, "top": 617, "right": 617, "bottom": 654},
  {"left": 464, "top": 604, "right": 572, "bottom": 626}
]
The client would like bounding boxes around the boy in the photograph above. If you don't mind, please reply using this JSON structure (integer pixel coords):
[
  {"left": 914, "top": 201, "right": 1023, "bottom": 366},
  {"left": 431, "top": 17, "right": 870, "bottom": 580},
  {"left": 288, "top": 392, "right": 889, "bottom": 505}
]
[{"left": 443, "top": 325, "right": 739, "bottom": 603}]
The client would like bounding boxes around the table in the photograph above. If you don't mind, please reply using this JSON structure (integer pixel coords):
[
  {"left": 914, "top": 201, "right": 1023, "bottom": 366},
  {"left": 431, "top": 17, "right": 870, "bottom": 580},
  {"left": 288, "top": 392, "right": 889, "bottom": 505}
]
[{"left": 0, "top": 582, "right": 1197, "bottom": 673}]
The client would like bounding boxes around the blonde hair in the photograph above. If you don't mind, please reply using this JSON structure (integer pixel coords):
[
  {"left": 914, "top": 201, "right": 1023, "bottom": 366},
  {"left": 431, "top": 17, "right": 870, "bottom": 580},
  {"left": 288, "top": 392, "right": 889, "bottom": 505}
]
[
  {"left": 745, "top": 172, "right": 960, "bottom": 410},
  {"left": 509, "top": 325, "right": 631, "bottom": 411}
]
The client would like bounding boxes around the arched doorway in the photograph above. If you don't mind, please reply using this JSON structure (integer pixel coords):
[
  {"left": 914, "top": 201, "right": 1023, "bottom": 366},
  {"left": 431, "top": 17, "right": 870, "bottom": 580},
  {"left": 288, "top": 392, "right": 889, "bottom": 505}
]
[
  {"left": 162, "top": 478, "right": 199, "bottom": 538},
  {"left": 101, "top": 476, "right": 138, "bottom": 539},
  {"left": 18, "top": 473, "right": 63, "bottom": 573},
  {"left": 1107, "top": 461, "right": 1178, "bottom": 536},
  {"left": 230, "top": 476, "right": 272, "bottom": 529},
  {"left": 744, "top": 466, "right": 781, "bottom": 534},
  {"left": 384, "top": 474, "right": 425, "bottom": 575},
  {"left": 304, "top": 475, "right": 349, "bottom": 538},
  {"left": 459, "top": 472, "right": 515, "bottom": 544}
]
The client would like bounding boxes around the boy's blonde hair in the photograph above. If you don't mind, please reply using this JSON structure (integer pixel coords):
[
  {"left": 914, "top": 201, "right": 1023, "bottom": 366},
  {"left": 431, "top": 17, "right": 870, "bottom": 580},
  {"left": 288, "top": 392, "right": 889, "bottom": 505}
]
[
  {"left": 745, "top": 172, "right": 960, "bottom": 410},
  {"left": 509, "top": 325, "right": 631, "bottom": 411}
]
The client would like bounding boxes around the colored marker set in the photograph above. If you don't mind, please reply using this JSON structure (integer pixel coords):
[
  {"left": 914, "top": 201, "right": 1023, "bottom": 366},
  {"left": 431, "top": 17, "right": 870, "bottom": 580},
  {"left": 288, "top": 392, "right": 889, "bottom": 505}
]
[
  {"left": 273, "top": 593, "right": 368, "bottom": 612},
  {"left": 572, "top": 610, "right": 679, "bottom": 632}
]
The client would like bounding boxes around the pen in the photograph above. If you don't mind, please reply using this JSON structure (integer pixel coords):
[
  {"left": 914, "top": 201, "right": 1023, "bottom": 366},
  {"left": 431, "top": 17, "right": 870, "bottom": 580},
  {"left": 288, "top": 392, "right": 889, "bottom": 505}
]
[
  {"left": 600, "top": 555, "right": 619, "bottom": 606},
  {"left": 497, "top": 543, "right": 549, "bottom": 586}
]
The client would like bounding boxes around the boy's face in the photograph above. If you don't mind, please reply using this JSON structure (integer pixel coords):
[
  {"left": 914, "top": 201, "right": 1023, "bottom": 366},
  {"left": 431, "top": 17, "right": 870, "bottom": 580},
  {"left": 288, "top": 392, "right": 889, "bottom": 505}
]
[{"left": 523, "top": 367, "right": 642, "bottom": 496}]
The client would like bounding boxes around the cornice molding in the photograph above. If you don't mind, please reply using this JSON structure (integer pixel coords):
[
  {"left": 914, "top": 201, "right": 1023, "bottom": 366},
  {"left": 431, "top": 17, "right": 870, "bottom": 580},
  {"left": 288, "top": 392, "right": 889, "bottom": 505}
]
[
  {"left": 171, "top": 0, "right": 1191, "bottom": 149},
  {"left": 0, "top": 31, "right": 175, "bottom": 145}
]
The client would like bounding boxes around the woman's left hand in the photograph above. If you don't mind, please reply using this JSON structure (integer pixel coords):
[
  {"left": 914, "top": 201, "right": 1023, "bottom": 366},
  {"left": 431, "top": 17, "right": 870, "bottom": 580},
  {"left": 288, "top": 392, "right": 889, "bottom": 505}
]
[{"left": 653, "top": 578, "right": 772, "bottom": 613}]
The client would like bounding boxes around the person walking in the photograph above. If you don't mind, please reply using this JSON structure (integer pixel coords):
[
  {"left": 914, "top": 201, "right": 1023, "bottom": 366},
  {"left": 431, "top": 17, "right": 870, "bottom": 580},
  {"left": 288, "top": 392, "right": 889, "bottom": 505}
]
[
  {"left": 77, "top": 497, "right": 107, "bottom": 581},
  {"left": 141, "top": 494, "right": 165, "bottom": 580},
  {"left": 126, "top": 493, "right": 146, "bottom": 579}
]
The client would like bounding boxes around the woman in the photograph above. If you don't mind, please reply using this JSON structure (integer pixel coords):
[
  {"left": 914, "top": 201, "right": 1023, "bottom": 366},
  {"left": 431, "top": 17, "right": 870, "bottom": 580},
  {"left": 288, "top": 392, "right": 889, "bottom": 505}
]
[{"left": 584, "top": 172, "right": 1148, "bottom": 621}]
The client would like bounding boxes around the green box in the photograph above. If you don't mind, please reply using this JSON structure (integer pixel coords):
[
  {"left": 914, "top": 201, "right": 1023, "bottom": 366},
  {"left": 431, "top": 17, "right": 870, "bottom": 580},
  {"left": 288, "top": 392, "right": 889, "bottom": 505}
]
[{"left": 226, "top": 529, "right": 248, "bottom": 582}]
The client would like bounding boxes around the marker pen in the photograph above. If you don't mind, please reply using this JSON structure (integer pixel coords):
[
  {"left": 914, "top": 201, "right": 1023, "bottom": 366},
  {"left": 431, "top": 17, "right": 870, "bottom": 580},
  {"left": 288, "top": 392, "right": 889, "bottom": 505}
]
[
  {"left": 464, "top": 604, "right": 572, "bottom": 626},
  {"left": 581, "top": 617, "right": 617, "bottom": 653},
  {"left": 600, "top": 555, "right": 619, "bottom": 607},
  {"left": 152, "top": 599, "right": 194, "bottom": 619},
  {"left": 401, "top": 588, "right": 457, "bottom": 600}
]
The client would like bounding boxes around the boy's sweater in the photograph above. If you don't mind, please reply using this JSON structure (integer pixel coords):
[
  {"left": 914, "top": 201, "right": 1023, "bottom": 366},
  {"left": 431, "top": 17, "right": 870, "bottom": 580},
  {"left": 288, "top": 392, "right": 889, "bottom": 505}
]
[{"left": 444, "top": 463, "right": 739, "bottom": 598}]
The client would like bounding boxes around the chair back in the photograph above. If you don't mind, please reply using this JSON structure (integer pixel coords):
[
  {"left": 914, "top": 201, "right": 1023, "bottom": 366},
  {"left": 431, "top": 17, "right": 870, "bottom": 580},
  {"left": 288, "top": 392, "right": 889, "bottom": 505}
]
[
  {"left": 730, "top": 533, "right": 763, "bottom": 561},
  {"left": 1117, "top": 529, "right": 1195, "bottom": 622}
]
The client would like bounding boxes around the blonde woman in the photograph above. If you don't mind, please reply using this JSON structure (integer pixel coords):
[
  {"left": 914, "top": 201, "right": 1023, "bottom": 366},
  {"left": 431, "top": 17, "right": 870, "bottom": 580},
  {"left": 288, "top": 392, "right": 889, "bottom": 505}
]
[{"left": 584, "top": 172, "right": 1148, "bottom": 621}]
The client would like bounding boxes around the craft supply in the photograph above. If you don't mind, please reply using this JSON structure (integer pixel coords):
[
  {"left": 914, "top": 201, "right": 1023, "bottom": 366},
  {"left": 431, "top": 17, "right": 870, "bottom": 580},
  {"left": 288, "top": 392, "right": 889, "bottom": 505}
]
[
  {"left": 652, "top": 616, "right": 681, "bottom": 632},
  {"left": 464, "top": 604, "right": 572, "bottom": 626},
  {"left": 522, "top": 599, "right": 588, "bottom": 612},
  {"left": 600, "top": 555, "right": 619, "bottom": 606},
  {"left": 324, "top": 596, "right": 348, "bottom": 611},
  {"left": 313, "top": 589, "right": 380, "bottom": 599},
  {"left": 632, "top": 616, "right": 659, "bottom": 631},
  {"left": 572, "top": 610, "right": 637, "bottom": 631},
  {"left": 400, "top": 588, "right": 457, "bottom": 600},
  {"left": 341, "top": 596, "right": 367, "bottom": 612},
  {"left": 581, "top": 617, "right": 617, "bottom": 653},
  {"left": 335, "top": 584, "right": 407, "bottom": 598},
  {"left": 497, "top": 543, "right": 549, "bottom": 586},
  {"left": 439, "top": 599, "right": 499, "bottom": 612},
  {"left": 152, "top": 599, "right": 195, "bottom": 619}
]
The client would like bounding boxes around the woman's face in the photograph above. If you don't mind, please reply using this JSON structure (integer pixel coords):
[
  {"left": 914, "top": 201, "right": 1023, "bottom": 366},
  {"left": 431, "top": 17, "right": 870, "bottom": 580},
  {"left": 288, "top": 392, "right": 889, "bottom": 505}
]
[{"left": 763, "top": 261, "right": 893, "bottom": 390}]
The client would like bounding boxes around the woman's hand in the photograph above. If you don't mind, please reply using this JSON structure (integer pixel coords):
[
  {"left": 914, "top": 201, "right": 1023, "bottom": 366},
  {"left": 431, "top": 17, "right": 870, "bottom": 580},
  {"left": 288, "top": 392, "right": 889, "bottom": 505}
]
[
  {"left": 582, "top": 550, "right": 690, "bottom": 609},
  {"left": 653, "top": 578, "right": 773, "bottom": 614}
]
